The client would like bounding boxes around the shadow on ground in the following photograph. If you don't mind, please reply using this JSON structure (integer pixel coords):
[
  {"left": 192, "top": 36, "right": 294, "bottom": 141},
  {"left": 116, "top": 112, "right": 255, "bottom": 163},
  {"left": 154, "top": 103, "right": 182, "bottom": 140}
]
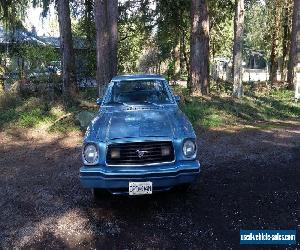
[{"left": 0, "top": 125, "right": 299, "bottom": 249}]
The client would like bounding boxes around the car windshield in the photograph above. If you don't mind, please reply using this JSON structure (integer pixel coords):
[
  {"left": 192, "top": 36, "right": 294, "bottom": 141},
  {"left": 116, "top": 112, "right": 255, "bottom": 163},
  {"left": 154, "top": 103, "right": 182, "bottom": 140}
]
[{"left": 105, "top": 80, "right": 172, "bottom": 105}]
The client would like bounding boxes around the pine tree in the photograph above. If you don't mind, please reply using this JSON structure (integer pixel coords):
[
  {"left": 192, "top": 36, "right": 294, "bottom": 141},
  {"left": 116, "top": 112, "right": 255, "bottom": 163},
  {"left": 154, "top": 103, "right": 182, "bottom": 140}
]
[{"left": 190, "top": 0, "right": 210, "bottom": 95}]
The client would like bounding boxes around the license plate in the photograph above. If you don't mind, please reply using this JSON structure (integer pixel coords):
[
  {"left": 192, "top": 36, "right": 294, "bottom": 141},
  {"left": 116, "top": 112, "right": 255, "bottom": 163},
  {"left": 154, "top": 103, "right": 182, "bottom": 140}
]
[{"left": 129, "top": 182, "right": 152, "bottom": 195}]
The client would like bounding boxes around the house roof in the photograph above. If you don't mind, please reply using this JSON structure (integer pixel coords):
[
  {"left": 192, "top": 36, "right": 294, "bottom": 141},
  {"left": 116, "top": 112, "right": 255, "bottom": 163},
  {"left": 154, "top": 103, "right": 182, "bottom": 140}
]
[
  {"left": 0, "top": 26, "right": 91, "bottom": 50},
  {"left": 38, "top": 36, "right": 90, "bottom": 49},
  {"left": 0, "top": 26, "right": 47, "bottom": 45}
]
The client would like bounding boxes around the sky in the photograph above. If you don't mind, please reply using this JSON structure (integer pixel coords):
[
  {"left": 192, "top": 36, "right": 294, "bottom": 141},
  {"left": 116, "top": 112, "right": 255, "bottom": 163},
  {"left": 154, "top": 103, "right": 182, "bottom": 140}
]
[
  {"left": 24, "top": 0, "right": 156, "bottom": 37},
  {"left": 25, "top": 4, "right": 59, "bottom": 37}
]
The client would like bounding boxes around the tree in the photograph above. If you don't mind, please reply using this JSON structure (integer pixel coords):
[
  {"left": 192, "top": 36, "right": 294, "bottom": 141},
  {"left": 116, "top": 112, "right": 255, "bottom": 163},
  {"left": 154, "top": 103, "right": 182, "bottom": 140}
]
[
  {"left": 268, "top": 0, "right": 282, "bottom": 85},
  {"left": 57, "top": 0, "right": 77, "bottom": 101},
  {"left": 83, "top": 0, "right": 95, "bottom": 43},
  {"left": 209, "top": 0, "right": 235, "bottom": 59},
  {"left": 190, "top": 0, "right": 210, "bottom": 95},
  {"left": 232, "top": 0, "right": 245, "bottom": 98},
  {"left": 287, "top": 0, "right": 300, "bottom": 89},
  {"left": 244, "top": 0, "right": 293, "bottom": 83},
  {"left": 153, "top": 0, "right": 190, "bottom": 80},
  {"left": 94, "top": 0, "right": 118, "bottom": 97},
  {"left": 244, "top": 1, "right": 268, "bottom": 54},
  {"left": 118, "top": 1, "right": 153, "bottom": 73},
  {"left": 155, "top": 0, "right": 190, "bottom": 80},
  {"left": 0, "top": 64, "right": 5, "bottom": 93},
  {"left": 281, "top": 0, "right": 293, "bottom": 81},
  {"left": 0, "top": 0, "right": 28, "bottom": 29}
]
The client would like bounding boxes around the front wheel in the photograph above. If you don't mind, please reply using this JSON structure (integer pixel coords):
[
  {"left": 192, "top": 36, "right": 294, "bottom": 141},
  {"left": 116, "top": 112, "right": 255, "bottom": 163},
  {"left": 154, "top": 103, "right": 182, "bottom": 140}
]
[
  {"left": 174, "top": 184, "right": 191, "bottom": 193},
  {"left": 92, "top": 188, "right": 109, "bottom": 199}
]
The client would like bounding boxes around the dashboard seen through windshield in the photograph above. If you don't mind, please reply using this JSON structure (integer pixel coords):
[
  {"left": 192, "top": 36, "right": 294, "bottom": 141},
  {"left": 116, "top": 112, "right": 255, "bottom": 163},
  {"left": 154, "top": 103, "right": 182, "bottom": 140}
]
[{"left": 105, "top": 80, "right": 173, "bottom": 105}]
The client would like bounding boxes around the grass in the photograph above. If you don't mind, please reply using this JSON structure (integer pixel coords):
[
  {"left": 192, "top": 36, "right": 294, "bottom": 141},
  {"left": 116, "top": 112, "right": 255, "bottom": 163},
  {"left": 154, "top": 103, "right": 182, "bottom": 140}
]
[
  {"left": 174, "top": 86, "right": 300, "bottom": 129},
  {"left": 0, "top": 93, "right": 97, "bottom": 133},
  {"left": 0, "top": 87, "right": 299, "bottom": 132}
]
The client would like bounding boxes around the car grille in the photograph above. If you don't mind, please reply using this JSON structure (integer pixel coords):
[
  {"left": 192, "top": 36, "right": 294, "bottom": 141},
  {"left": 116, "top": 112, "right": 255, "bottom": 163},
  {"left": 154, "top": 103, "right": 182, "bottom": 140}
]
[{"left": 106, "top": 141, "right": 175, "bottom": 166}]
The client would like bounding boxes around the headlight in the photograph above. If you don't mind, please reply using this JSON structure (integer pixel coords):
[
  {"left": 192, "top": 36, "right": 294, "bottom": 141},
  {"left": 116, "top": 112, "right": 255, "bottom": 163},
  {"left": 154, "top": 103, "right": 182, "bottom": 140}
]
[
  {"left": 83, "top": 144, "right": 98, "bottom": 165},
  {"left": 183, "top": 140, "right": 196, "bottom": 158}
]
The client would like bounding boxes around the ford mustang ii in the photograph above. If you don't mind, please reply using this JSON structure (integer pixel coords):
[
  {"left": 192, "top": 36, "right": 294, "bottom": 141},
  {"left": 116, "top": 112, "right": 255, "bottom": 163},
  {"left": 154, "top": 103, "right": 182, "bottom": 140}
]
[{"left": 80, "top": 74, "right": 200, "bottom": 196}]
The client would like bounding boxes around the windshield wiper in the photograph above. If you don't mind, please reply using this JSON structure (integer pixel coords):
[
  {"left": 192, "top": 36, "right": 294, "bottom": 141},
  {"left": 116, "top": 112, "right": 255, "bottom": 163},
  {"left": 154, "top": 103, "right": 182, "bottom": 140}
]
[
  {"left": 105, "top": 101, "right": 129, "bottom": 106},
  {"left": 142, "top": 101, "right": 163, "bottom": 107}
]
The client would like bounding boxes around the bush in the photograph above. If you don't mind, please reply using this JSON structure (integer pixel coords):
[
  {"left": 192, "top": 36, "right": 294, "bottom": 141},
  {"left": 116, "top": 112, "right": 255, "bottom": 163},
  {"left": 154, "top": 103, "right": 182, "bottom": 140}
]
[{"left": 0, "top": 93, "right": 21, "bottom": 110}]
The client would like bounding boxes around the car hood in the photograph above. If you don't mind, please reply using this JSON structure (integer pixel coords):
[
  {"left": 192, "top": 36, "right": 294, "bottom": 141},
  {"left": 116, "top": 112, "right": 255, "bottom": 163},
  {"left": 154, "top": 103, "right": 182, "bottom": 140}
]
[{"left": 85, "top": 107, "right": 195, "bottom": 141}]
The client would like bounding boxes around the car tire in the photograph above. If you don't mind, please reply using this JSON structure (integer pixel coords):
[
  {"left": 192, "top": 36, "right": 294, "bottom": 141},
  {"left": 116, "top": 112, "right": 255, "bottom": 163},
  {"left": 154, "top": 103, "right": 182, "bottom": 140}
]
[
  {"left": 92, "top": 188, "right": 109, "bottom": 199},
  {"left": 174, "top": 184, "right": 191, "bottom": 193}
]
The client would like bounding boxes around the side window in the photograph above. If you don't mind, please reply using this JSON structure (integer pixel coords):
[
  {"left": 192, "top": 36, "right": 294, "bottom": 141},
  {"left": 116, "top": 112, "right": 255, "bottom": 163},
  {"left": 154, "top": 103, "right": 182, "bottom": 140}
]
[{"left": 164, "top": 81, "right": 176, "bottom": 103}]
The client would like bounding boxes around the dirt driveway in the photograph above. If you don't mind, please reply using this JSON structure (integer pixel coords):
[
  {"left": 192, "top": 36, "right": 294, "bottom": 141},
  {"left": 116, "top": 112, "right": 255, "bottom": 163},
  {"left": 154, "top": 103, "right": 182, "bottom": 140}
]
[{"left": 0, "top": 121, "right": 299, "bottom": 249}]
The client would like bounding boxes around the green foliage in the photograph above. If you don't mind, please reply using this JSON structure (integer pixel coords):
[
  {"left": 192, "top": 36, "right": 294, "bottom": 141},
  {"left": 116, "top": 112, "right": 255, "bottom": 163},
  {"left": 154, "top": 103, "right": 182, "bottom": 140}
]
[
  {"left": 244, "top": 1, "right": 269, "bottom": 54},
  {"left": 48, "top": 114, "right": 79, "bottom": 133},
  {"left": 182, "top": 101, "right": 225, "bottom": 128},
  {"left": 156, "top": 0, "right": 190, "bottom": 60},
  {"left": 79, "top": 88, "right": 98, "bottom": 102},
  {"left": 70, "top": 0, "right": 97, "bottom": 77},
  {"left": 153, "top": 0, "right": 236, "bottom": 79},
  {"left": 0, "top": 84, "right": 298, "bottom": 133},
  {"left": 210, "top": 19, "right": 234, "bottom": 58},
  {"left": 72, "top": 0, "right": 154, "bottom": 75},
  {"left": 244, "top": 0, "right": 292, "bottom": 68},
  {"left": 209, "top": 0, "right": 235, "bottom": 58},
  {"left": 0, "top": 96, "right": 73, "bottom": 132},
  {"left": 153, "top": 0, "right": 190, "bottom": 77},
  {"left": 118, "top": 1, "right": 153, "bottom": 73},
  {"left": 0, "top": 88, "right": 100, "bottom": 132},
  {"left": 0, "top": 0, "right": 29, "bottom": 29},
  {"left": 20, "top": 44, "right": 59, "bottom": 73},
  {"left": 118, "top": 21, "right": 147, "bottom": 73},
  {"left": 175, "top": 87, "right": 300, "bottom": 129},
  {"left": 0, "top": 93, "right": 20, "bottom": 128},
  {"left": 0, "top": 97, "right": 51, "bottom": 129}
]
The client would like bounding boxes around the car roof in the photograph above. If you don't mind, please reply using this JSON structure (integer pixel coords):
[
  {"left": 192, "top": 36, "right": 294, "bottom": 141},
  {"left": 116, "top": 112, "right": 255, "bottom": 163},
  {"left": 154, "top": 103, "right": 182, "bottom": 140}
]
[{"left": 111, "top": 74, "right": 166, "bottom": 81}]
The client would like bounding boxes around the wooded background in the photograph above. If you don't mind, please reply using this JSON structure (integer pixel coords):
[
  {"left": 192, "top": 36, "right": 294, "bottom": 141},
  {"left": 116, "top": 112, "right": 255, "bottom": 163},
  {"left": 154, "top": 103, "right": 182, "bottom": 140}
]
[{"left": 0, "top": 0, "right": 299, "bottom": 101}]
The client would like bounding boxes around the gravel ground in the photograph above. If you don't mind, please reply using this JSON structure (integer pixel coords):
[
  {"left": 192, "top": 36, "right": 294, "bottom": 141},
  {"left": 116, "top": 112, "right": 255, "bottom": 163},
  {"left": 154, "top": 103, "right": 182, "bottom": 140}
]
[{"left": 0, "top": 121, "right": 299, "bottom": 249}]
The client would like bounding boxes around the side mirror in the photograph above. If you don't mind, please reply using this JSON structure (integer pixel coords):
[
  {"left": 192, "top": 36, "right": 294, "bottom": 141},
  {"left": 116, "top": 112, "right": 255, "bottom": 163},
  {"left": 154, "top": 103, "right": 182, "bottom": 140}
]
[
  {"left": 175, "top": 95, "right": 181, "bottom": 103},
  {"left": 96, "top": 98, "right": 103, "bottom": 106}
]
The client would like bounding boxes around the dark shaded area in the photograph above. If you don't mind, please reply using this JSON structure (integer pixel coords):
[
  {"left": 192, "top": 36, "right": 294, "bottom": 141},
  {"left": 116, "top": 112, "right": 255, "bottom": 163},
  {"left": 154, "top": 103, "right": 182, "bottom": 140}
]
[{"left": 0, "top": 127, "right": 299, "bottom": 249}]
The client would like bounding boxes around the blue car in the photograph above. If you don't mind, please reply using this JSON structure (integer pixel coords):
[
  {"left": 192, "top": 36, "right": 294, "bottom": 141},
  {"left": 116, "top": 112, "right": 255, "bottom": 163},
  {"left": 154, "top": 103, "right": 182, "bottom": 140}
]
[{"left": 80, "top": 74, "right": 200, "bottom": 196}]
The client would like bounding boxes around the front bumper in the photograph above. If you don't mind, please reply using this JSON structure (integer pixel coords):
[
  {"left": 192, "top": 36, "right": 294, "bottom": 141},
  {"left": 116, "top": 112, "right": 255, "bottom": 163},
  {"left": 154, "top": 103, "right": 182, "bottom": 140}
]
[{"left": 80, "top": 160, "right": 200, "bottom": 194}]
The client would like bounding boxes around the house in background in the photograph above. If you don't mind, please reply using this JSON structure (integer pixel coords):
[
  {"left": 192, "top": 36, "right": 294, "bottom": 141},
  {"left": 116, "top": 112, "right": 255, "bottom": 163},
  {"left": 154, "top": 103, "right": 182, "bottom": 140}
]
[
  {"left": 211, "top": 51, "right": 284, "bottom": 83},
  {"left": 0, "top": 25, "right": 96, "bottom": 86},
  {"left": 243, "top": 51, "right": 270, "bottom": 82}
]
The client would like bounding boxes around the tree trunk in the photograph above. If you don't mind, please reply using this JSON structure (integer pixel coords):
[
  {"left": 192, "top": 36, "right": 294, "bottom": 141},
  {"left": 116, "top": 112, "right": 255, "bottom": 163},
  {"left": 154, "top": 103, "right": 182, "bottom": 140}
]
[
  {"left": 0, "top": 68, "right": 4, "bottom": 94},
  {"left": 182, "top": 30, "right": 190, "bottom": 87},
  {"left": 269, "top": 35, "right": 278, "bottom": 85},
  {"left": 95, "top": 0, "right": 118, "bottom": 97},
  {"left": 269, "top": 0, "right": 280, "bottom": 85},
  {"left": 108, "top": 0, "right": 118, "bottom": 78},
  {"left": 281, "top": 0, "right": 292, "bottom": 81},
  {"left": 287, "top": 0, "right": 300, "bottom": 89},
  {"left": 189, "top": 0, "right": 210, "bottom": 95},
  {"left": 232, "top": 0, "right": 245, "bottom": 98},
  {"left": 84, "top": 0, "right": 94, "bottom": 43},
  {"left": 179, "top": 32, "right": 185, "bottom": 76},
  {"left": 57, "top": 0, "right": 77, "bottom": 100}
]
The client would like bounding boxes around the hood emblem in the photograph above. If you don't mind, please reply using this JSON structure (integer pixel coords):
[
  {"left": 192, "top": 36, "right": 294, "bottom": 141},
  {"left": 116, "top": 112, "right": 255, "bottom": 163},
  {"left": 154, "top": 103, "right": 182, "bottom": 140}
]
[{"left": 136, "top": 150, "right": 148, "bottom": 158}]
